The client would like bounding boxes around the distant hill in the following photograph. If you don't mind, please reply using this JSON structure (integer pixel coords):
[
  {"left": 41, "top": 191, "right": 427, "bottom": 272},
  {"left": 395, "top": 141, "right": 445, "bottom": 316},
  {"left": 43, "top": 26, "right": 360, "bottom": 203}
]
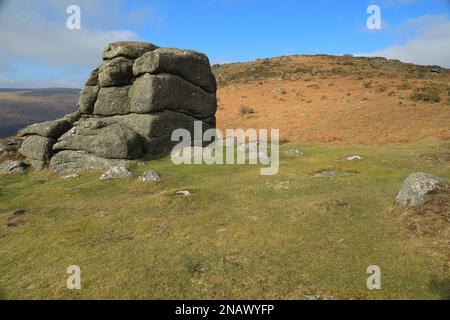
[{"left": 0, "top": 88, "right": 80, "bottom": 137}]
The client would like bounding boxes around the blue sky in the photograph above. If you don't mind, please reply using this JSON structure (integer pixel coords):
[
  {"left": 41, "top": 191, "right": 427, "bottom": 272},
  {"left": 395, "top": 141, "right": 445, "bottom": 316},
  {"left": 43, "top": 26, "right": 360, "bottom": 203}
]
[{"left": 0, "top": 0, "right": 449, "bottom": 88}]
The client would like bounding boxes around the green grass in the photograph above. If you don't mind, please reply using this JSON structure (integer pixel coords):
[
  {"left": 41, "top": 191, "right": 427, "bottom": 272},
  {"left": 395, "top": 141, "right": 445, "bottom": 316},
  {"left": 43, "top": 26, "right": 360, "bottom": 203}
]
[{"left": 0, "top": 140, "right": 449, "bottom": 300}]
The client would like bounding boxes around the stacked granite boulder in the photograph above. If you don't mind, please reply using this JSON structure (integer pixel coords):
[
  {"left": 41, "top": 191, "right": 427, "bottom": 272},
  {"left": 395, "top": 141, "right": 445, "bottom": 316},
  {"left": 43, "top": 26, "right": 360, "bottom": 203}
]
[{"left": 17, "top": 41, "right": 217, "bottom": 172}]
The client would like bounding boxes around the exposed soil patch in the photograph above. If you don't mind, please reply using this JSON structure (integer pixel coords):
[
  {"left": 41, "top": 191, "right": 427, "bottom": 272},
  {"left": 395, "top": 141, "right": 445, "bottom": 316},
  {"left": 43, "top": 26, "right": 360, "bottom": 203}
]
[
  {"left": 418, "top": 152, "right": 450, "bottom": 165},
  {"left": 398, "top": 188, "right": 450, "bottom": 237},
  {"left": 5, "top": 209, "right": 31, "bottom": 228}
]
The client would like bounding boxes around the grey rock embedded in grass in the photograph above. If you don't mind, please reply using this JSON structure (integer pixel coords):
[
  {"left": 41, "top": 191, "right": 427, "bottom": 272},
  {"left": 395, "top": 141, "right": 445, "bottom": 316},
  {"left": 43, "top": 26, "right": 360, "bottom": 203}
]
[
  {"left": 61, "top": 173, "right": 80, "bottom": 180},
  {"left": 175, "top": 190, "right": 191, "bottom": 197},
  {"left": 339, "top": 155, "right": 364, "bottom": 161},
  {"left": 0, "top": 160, "right": 28, "bottom": 175},
  {"left": 100, "top": 167, "right": 132, "bottom": 181},
  {"left": 313, "top": 170, "right": 359, "bottom": 178},
  {"left": 396, "top": 173, "right": 447, "bottom": 207},
  {"left": 18, "top": 41, "right": 217, "bottom": 173},
  {"left": 266, "top": 180, "right": 291, "bottom": 191},
  {"left": 285, "top": 148, "right": 303, "bottom": 157},
  {"left": 139, "top": 171, "right": 161, "bottom": 183}
]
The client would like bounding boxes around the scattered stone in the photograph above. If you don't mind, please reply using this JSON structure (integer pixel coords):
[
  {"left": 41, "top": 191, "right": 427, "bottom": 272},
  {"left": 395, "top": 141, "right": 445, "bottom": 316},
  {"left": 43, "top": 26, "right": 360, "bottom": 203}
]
[
  {"left": 396, "top": 173, "right": 447, "bottom": 207},
  {"left": 0, "top": 160, "right": 28, "bottom": 175},
  {"left": 175, "top": 190, "right": 191, "bottom": 197},
  {"left": 313, "top": 170, "right": 360, "bottom": 178},
  {"left": 266, "top": 180, "right": 291, "bottom": 191},
  {"left": 139, "top": 171, "right": 161, "bottom": 183},
  {"left": 339, "top": 155, "right": 364, "bottom": 161},
  {"left": 285, "top": 148, "right": 303, "bottom": 157},
  {"left": 61, "top": 173, "right": 80, "bottom": 180},
  {"left": 100, "top": 167, "right": 132, "bottom": 181}
]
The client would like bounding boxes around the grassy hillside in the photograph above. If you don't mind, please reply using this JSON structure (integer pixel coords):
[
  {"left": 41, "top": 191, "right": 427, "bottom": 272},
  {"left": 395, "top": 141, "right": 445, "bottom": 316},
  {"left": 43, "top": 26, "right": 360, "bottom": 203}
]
[
  {"left": 0, "top": 140, "right": 449, "bottom": 299},
  {"left": 214, "top": 55, "right": 450, "bottom": 145}
]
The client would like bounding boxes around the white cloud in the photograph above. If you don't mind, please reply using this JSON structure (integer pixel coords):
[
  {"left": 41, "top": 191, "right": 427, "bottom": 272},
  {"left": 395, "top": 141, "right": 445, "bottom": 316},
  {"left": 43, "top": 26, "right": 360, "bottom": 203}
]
[
  {"left": 0, "top": 0, "right": 161, "bottom": 87},
  {"left": 359, "top": 14, "right": 450, "bottom": 67}
]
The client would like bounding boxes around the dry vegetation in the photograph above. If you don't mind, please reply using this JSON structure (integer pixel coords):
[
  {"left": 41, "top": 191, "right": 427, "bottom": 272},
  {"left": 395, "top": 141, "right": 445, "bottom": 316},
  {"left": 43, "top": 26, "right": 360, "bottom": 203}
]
[{"left": 213, "top": 55, "right": 450, "bottom": 145}]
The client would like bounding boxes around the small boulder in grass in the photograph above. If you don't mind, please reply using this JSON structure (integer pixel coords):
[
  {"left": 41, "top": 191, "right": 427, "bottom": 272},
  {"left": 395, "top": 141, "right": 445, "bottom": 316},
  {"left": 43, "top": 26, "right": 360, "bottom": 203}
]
[
  {"left": 342, "top": 155, "right": 364, "bottom": 161},
  {"left": 100, "top": 167, "right": 132, "bottom": 181},
  {"left": 139, "top": 171, "right": 161, "bottom": 183},
  {"left": 61, "top": 173, "right": 80, "bottom": 180},
  {"left": 175, "top": 190, "right": 191, "bottom": 197},
  {"left": 396, "top": 173, "right": 447, "bottom": 207}
]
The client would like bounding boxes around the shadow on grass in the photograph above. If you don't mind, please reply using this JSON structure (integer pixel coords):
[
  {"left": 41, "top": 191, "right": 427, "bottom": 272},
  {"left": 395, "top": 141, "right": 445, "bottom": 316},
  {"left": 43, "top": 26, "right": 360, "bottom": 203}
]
[{"left": 429, "top": 276, "right": 450, "bottom": 300}]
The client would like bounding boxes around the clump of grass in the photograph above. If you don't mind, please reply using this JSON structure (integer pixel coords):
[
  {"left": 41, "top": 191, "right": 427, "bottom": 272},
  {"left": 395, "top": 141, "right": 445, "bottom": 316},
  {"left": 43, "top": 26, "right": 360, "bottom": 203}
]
[
  {"left": 376, "top": 84, "right": 388, "bottom": 93},
  {"left": 416, "top": 70, "right": 426, "bottom": 79},
  {"left": 397, "top": 82, "right": 412, "bottom": 90},
  {"left": 410, "top": 86, "right": 441, "bottom": 103},
  {"left": 363, "top": 81, "right": 372, "bottom": 89},
  {"left": 239, "top": 106, "right": 255, "bottom": 116}
]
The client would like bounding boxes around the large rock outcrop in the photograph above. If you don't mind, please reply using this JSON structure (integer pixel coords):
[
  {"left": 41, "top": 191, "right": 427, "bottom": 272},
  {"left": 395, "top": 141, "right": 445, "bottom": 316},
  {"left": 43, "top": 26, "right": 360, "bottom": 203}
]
[{"left": 17, "top": 41, "right": 217, "bottom": 172}]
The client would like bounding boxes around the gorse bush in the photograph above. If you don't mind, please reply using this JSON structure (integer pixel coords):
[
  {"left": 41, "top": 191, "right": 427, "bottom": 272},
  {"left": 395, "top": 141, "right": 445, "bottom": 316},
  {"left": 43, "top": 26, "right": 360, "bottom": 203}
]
[
  {"left": 410, "top": 86, "right": 441, "bottom": 103},
  {"left": 239, "top": 106, "right": 255, "bottom": 116},
  {"left": 397, "top": 82, "right": 412, "bottom": 90}
]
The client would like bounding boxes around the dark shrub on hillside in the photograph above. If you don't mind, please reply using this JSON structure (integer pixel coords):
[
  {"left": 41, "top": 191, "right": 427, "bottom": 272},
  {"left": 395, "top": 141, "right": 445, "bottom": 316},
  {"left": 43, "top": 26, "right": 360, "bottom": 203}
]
[{"left": 410, "top": 87, "right": 441, "bottom": 103}]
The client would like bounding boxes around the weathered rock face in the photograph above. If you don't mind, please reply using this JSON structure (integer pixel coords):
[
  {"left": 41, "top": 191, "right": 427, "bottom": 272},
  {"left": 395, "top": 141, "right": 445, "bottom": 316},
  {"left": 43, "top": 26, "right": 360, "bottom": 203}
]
[{"left": 17, "top": 41, "right": 217, "bottom": 172}]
